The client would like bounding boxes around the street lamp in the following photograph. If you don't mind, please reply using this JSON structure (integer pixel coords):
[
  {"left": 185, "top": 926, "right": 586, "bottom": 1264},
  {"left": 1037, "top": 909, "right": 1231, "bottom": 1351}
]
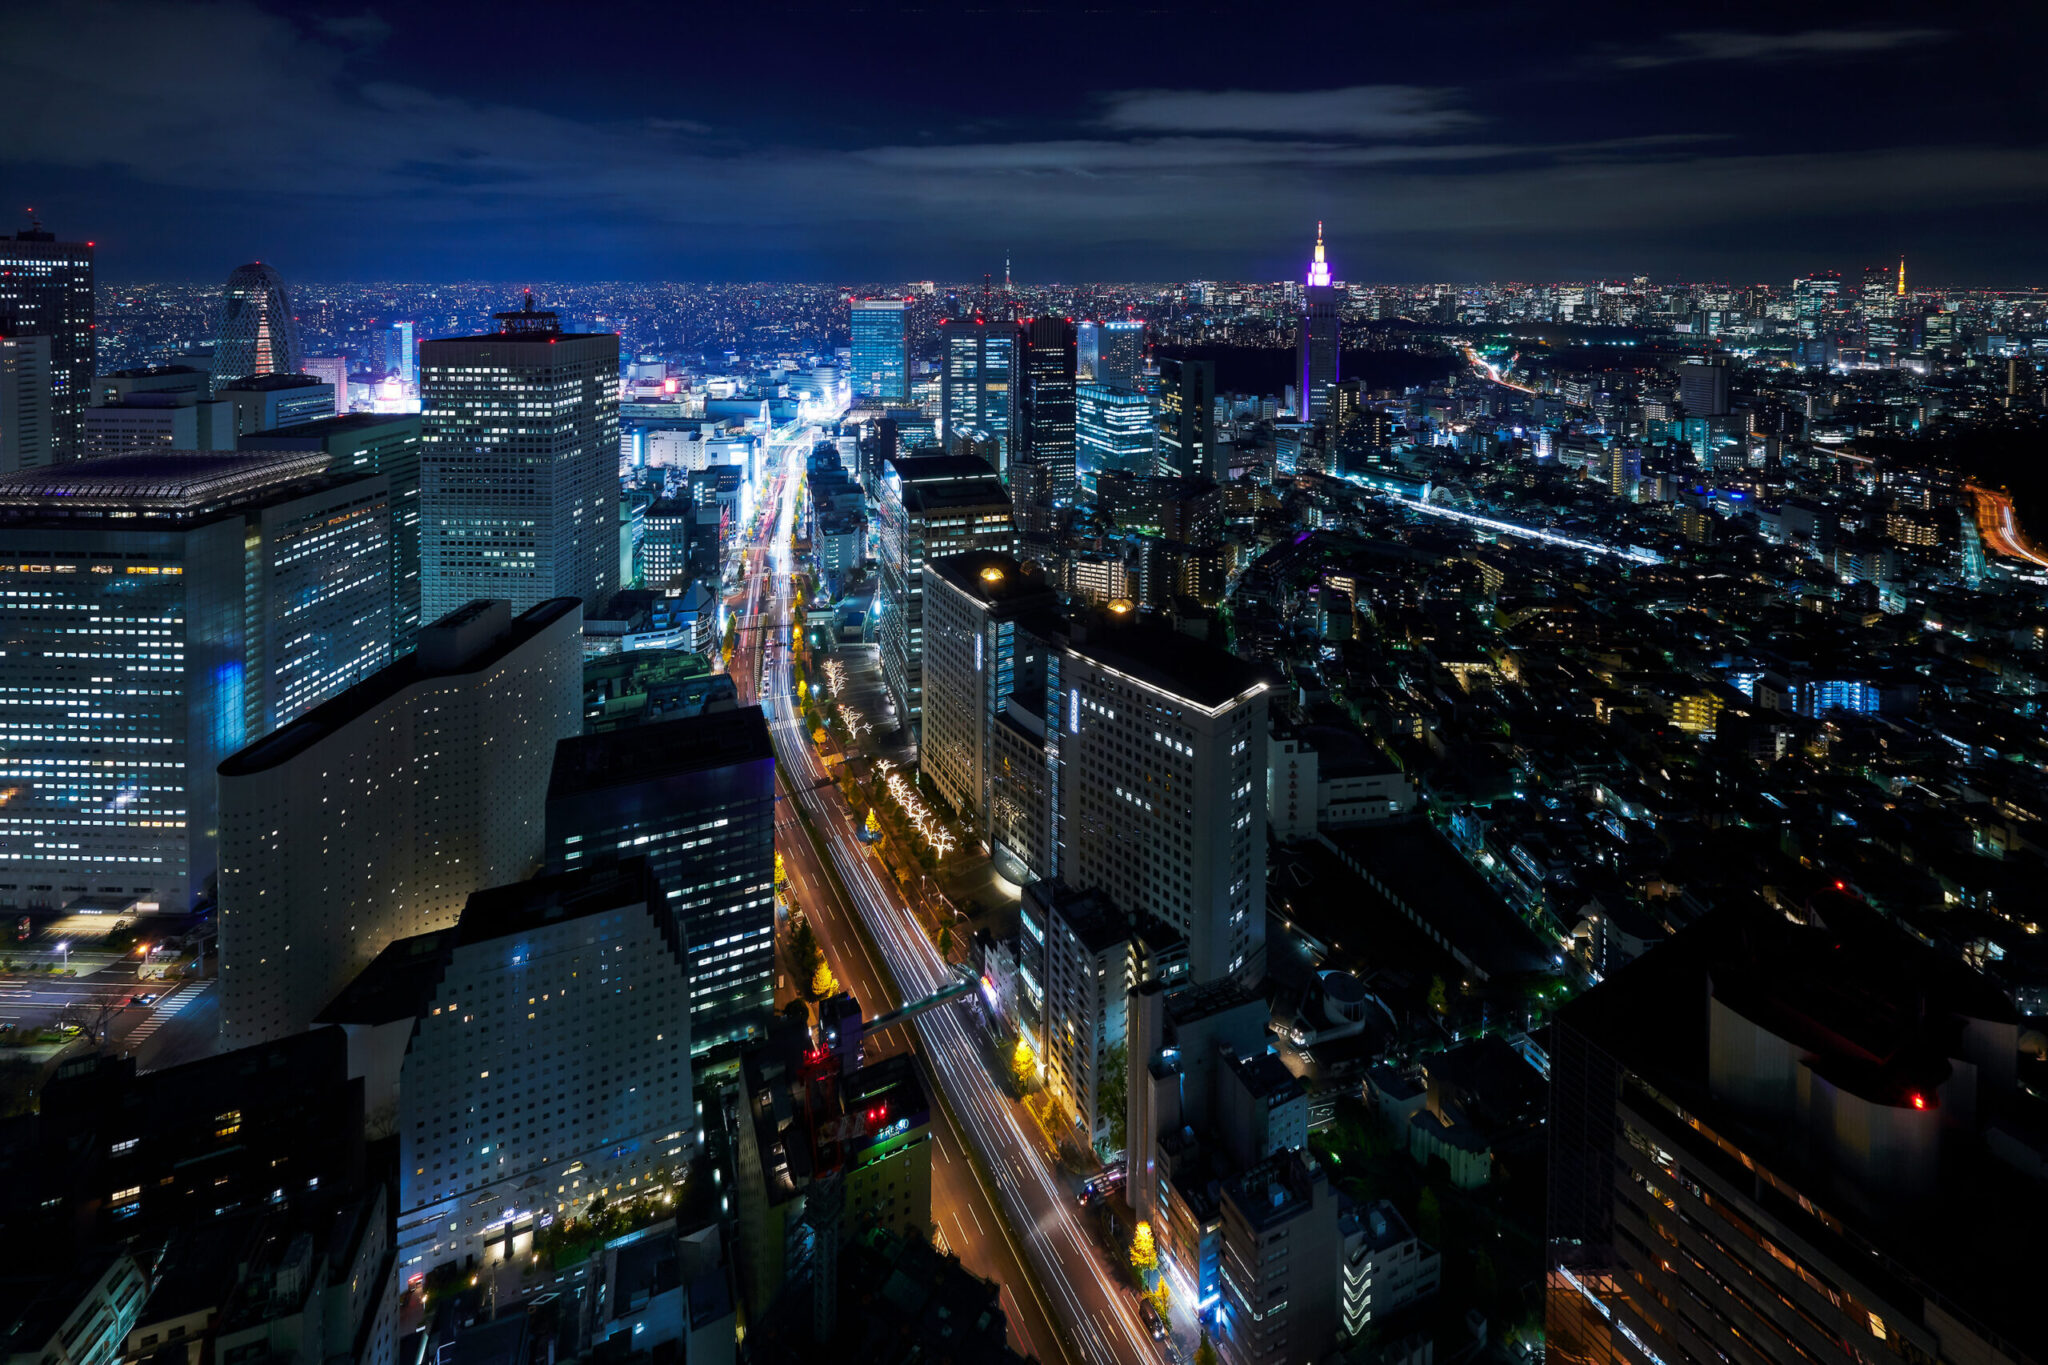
[{"left": 55, "top": 941, "right": 68, "bottom": 973}]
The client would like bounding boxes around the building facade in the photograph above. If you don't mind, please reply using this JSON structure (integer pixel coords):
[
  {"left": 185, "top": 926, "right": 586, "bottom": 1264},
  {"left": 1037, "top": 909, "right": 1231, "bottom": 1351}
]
[
  {"left": 876, "top": 453, "right": 1015, "bottom": 745},
  {"left": 0, "top": 451, "right": 393, "bottom": 915},
  {"left": 1019, "top": 315, "right": 1078, "bottom": 506},
  {"left": 1154, "top": 358, "right": 1215, "bottom": 480},
  {"left": 1076, "top": 384, "right": 1155, "bottom": 490},
  {"left": 419, "top": 300, "right": 621, "bottom": 619},
  {"left": 938, "top": 318, "right": 1020, "bottom": 471},
  {"left": 850, "top": 298, "right": 911, "bottom": 402},
  {"left": 378, "top": 861, "right": 693, "bottom": 1281},
  {"left": 243, "top": 413, "right": 426, "bottom": 655},
  {"left": 216, "top": 598, "right": 583, "bottom": 1045},
  {"left": 1052, "top": 609, "right": 1272, "bottom": 984},
  {"left": 917, "top": 552, "right": 1060, "bottom": 834},
  {"left": 0, "top": 226, "right": 94, "bottom": 462},
  {"left": 545, "top": 707, "right": 776, "bottom": 1054}
]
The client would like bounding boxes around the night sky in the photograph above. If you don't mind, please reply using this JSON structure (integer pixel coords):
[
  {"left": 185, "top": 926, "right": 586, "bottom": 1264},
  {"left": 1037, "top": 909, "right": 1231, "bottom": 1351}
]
[{"left": 3, "top": 0, "right": 2043, "bottom": 285}]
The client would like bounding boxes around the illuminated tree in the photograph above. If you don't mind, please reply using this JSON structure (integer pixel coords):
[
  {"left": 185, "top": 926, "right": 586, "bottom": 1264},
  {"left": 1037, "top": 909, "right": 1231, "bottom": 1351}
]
[
  {"left": 811, "top": 961, "right": 838, "bottom": 999},
  {"left": 774, "top": 852, "right": 788, "bottom": 888},
  {"left": 865, "top": 808, "right": 881, "bottom": 837},
  {"left": 1130, "top": 1220, "right": 1158, "bottom": 1276},
  {"left": 1011, "top": 1035, "right": 1037, "bottom": 1090}
]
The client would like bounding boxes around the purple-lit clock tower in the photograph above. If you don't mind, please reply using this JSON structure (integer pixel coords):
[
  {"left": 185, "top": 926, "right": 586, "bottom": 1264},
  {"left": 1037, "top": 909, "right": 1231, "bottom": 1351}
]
[{"left": 1296, "top": 222, "right": 1340, "bottom": 420}]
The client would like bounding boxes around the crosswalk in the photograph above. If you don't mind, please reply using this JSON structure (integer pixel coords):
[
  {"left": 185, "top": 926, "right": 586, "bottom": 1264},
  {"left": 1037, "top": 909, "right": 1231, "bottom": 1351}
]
[{"left": 126, "top": 981, "right": 208, "bottom": 1045}]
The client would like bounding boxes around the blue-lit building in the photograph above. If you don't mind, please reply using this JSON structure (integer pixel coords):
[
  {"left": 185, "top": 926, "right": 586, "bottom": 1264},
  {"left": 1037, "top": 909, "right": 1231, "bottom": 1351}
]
[
  {"left": 939, "top": 317, "right": 1020, "bottom": 471},
  {"left": 1095, "top": 319, "right": 1145, "bottom": 389},
  {"left": 850, "top": 298, "right": 910, "bottom": 402},
  {"left": 0, "top": 450, "right": 393, "bottom": 913},
  {"left": 545, "top": 706, "right": 776, "bottom": 1053},
  {"left": 1076, "top": 383, "right": 1155, "bottom": 489}
]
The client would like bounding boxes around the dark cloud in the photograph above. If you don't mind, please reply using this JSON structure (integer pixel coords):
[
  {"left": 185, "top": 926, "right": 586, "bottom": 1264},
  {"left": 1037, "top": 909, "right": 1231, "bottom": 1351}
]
[
  {"left": 0, "top": 0, "right": 2037, "bottom": 282},
  {"left": 1613, "top": 25, "right": 1949, "bottom": 69},
  {"left": 1098, "top": 87, "right": 1474, "bottom": 139}
]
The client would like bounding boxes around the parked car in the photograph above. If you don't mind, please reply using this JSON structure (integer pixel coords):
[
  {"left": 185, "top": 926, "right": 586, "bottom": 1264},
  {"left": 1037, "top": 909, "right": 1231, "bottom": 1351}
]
[{"left": 1139, "top": 1300, "right": 1167, "bottom": 1341}]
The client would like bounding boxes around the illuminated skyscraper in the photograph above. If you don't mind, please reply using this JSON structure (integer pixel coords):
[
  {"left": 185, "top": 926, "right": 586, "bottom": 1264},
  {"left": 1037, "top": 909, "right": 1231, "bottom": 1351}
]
[
  {"left": 419, "top": 296, "right": 621, "bottom": 618},
  {"left": 545, "top": 706, "right": 776, "bottom": 1053},
  {"left": 1095, "top": 320, "right": 1145, "bottom": 389},
  {"left": 0, "top": 224, "right": 94, "bottom": 461},
  {"left": 1296, "top": 223, "right": 1340, "bottom": 420},
  {"left": 1019, "top": 315, "right": 1078, "bottom": 505},
  {"left": 0, "top": 337, "right": 52, "bottom": 474},
  {"left": 939, "top": 317, "right": 1021, "bottom": 471},
  {"left": 851, "top": 298, "right": 911, "bottom": 401},
  {"left": 1154, "top": 357, "right": 1215, "bottom": 480},
  {"left": 210, "top": 263, "right": 302, "bottom": 388},
  {"left": 0, "top": 451, "right": 394, "bottom": 914},
  {"left": 1075, "top": 383, "right": 1154, "bottom": 488}
]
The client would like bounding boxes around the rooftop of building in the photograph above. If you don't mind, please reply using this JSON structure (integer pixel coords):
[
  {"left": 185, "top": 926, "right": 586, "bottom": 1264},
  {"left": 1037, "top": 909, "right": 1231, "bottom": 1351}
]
[
  {"left": 883, "top": 451, "right": 1001, "bottom": 487},
  {"left": 239, "top": 411, "right": 421, "bottom": 443},
  {"left": 1221, "top": 1149, "right": 1323, "bottom": 1232},
  {"left": 1226, "top": 1049, "right": 1303, "bottom": 1107},
  {"left": 1063, "top": 606, "right": 1277, "bottom": 711},
  {"left": 1340, "top": 1198, "right": 1422, "bottom": 1255},
  {"left": 925, "top": 551, "right": 1060, "bottom": 609},
  {"left": 738, "top": 1015, "right": 932, "bottom": 1208},
  {"left": 455, "top": 859, "right": 661, "bottom": 950},
  {"left": 313, "top": 928, "right": 460, "bottom": 1028},
  {"left": 214, "top": 372, "right": 328, "bottom": 393},
  {"left": 1317, "top": 823, "right": 1559, "bottom": 981},
  {"left": 105, "top": 363, "right": 207, "bottom": 379},
  {"left": 547, "top": 705, "right": 770, "bottom": 797},
  {"left": 218, "top": 597, "right": 581, "bottom": 777},
  {"left": 0, "top": 449, "right": 337, "bottom": 515}
]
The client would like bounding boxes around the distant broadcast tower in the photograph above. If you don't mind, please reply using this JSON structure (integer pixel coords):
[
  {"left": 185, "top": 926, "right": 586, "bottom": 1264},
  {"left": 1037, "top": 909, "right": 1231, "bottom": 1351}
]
[
  {"left": 1897, "top": 256, "right": 1907, "bottom": 297},
  {"left": 1005, "top": 251, "right": 1013, "bottom": 292}
]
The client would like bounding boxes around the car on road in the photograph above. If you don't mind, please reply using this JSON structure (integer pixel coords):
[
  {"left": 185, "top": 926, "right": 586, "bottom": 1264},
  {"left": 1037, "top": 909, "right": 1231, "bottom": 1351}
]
[
  {"left": 128, "top": 992, "right": 159, "bottom": 1007},
  {"left": 1139, "top": 1299, "right": 1168, "bottom": 1341}
]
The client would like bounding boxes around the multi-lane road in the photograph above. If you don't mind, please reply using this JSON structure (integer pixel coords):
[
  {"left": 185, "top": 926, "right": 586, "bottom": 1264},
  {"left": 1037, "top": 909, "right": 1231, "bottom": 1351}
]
[{"left": 727, "top": 429, "right": 1165, "bottom": 1365}]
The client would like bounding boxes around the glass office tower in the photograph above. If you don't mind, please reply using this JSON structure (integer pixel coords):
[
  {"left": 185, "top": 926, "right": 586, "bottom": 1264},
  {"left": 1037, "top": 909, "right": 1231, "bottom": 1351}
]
[
  {"left": 850, "top": 298, "right": 911, "bottom": 402},
  {"left": 939, "top": 317, "right": 1021, "bottom": 471},
  {"left": 1075, "top": 383, "right": 1155, "bottom": 489}
]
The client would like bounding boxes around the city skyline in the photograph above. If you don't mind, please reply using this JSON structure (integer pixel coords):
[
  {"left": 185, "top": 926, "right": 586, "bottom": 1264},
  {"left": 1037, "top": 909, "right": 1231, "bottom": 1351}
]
[{"left": 2, "top": 2, "right": 2045, "bottom": 283}]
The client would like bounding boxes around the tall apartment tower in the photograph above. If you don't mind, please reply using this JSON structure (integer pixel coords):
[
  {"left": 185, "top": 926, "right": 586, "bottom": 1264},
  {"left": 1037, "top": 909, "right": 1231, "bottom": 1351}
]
[
  {"left": 419, "top": 296, "right": 621, "bottom": 619},
  {"left": 1546, "top": 901, "right": 2031, "bottom": 1365},
  {"left": 918, "top": 552, "right": 1062, "bottom": 835},
  {"left": 877, "top": 452, "right": 1016, "bottom": 745},
  {"left": 215, "top": 598, "right": 583, "bottom": 1045},
  {"left": 1052, "top": 608, "right": 1273, "bottom": 983},
  {"left": 1019, "top": 315, "right": 1078, "bottom": 507},
  {"left": 938, "top": 316, "right": 1021, "bottom": 472},
  {"left": 0, "top": 225, "right": 94, "bottom": 462},
  {"left": 242, "top": 413, "right": 426, "bottom": 654},
  {"left": 211, "top": 262, "right": 302, "bottom": 388},
  {"left": 322, "top": 860, "right": 692, "bottom": 1280},
  {"left": 850, "top": 298, "right": 911, "bottom": 402},
  {"left": 0, "top": 451, "right": 395, "bottom": 915},
  {"left": 1296, "top": 223, "right": 1340, "bottom": 420},
  {"left": 545, "top": 707, "right": 777, "bottom": 1054},
  {"left": 1154, "top": 357, "right": 1215, "bottom": 480}
]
